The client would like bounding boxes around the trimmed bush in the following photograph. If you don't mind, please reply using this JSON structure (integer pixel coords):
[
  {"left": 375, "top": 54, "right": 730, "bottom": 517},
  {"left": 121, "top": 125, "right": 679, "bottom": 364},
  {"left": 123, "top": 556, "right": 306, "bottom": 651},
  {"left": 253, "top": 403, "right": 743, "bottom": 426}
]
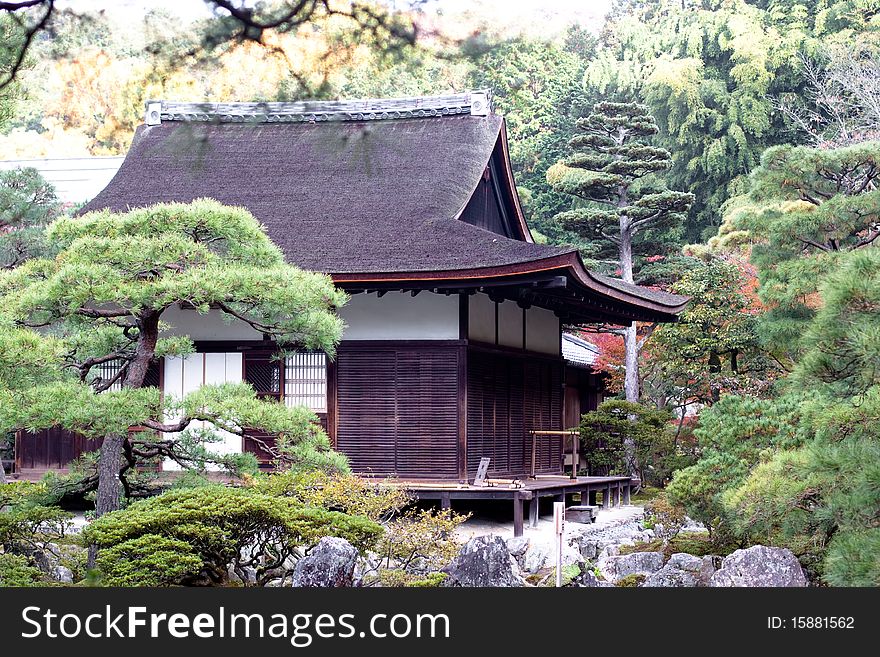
[
  {"left": 95, "top": 535, "right": 204, "bottom": 587},
  {"left": 84, "top": 486, "right": 382, "bottom": 586},
  {"left": 0, "top": 553, "right": 44, "bottom": 587}
]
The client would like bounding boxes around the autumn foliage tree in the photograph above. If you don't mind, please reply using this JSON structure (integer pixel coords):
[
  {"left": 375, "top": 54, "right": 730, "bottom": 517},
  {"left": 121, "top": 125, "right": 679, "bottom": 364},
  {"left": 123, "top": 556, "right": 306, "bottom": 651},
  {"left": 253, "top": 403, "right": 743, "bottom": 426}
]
[{"left": 645, "top": 256, "right": 775, "bottom": 411}]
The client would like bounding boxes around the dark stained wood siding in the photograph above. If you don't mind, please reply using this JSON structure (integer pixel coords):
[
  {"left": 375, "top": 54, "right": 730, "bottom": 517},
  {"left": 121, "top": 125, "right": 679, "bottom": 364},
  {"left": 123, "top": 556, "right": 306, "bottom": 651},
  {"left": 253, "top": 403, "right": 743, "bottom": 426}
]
[
  {"left": 15, "top": 428, "right": 102, "bottom": 472},
  {"left": 467, "top": 349, "right": 563, "bottom": 477},
  {"left": 335, "top": 344, "right": 460, "bottom": 479},
  {"left": 13, "top": 359, "right": 162, "bottom": 473},
  {"left": 563, "top": 366, "right": 604, "bottom": 430}
]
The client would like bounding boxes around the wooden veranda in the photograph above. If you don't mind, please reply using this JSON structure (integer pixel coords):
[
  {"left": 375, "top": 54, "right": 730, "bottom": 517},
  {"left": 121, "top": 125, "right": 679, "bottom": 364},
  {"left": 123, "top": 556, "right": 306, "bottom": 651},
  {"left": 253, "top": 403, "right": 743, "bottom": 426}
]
[{"left": 398, "top": 475, "right": 634, "bottom": 537}]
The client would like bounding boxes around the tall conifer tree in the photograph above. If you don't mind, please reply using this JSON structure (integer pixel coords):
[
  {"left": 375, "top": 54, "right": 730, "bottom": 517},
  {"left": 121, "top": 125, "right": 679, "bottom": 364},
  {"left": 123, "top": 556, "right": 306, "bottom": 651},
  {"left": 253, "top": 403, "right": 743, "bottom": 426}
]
[{"left": 548, "top": 101, "right": 692, "bottom": 406}]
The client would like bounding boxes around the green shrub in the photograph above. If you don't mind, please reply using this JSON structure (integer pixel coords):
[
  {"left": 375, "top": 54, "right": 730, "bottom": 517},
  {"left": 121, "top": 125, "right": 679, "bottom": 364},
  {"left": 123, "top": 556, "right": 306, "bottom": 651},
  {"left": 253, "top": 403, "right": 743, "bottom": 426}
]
[
  {"left": 254, "top": 471, "right": 468, "bottom": 586},
  {"left": 824, "top": 529, "right": 880, "bottom": 587},
  {"left": 579, "top": 400, "right": 674, "bottom": 485},
  {"left": 644, "top": 493, "right": 687, "bottom": 543},
  {"left": 0, "top": 553, "right": 44, "bottom": 587},
  {"left": 252, "top": 470, "right": 409, "bottom": 522},
  {"left": 84, "top": 486, "right": 383, "bottom": 586},
  {"left": 721, "top": 449, "right": 828, "bottom": 570},
  {"left": 369, "top": 508, "right": 467, "bottom": 585},
  {"left": 96, "top": 535, "right": 204, "bottom": 587},
  {"left": 666, "top": 393, "right": 809, "bottom": 538}
]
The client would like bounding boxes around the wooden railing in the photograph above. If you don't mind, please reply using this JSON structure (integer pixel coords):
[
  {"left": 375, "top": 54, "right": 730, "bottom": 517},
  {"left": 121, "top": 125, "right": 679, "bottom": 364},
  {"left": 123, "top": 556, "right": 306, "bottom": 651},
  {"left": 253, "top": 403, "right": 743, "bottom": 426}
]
[{"left": 527, "top": 430, "right": 580, "bottom": 481}]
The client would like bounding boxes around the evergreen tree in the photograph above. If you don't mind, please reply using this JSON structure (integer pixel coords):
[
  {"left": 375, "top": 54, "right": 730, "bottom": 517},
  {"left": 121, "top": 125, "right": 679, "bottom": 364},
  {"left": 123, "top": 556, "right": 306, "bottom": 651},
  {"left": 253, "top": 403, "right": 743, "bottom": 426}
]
[
  {"left": 645, "top": 256, "right": 775, "bottom": 409},
  {"left": 728, "top": 140, "right": 880, "bottom": 364},
  {"left": 0, "top": 167, "right": 61, "bottom": 269},
  {"left": 547, "top": 101, "right": 692, "bottom": 407},
  {"left": 586, "top": 0, "right": 880, "bottom": 240},
  {"left": 0, "top": 200, "right": 348, "bottom": 559}
]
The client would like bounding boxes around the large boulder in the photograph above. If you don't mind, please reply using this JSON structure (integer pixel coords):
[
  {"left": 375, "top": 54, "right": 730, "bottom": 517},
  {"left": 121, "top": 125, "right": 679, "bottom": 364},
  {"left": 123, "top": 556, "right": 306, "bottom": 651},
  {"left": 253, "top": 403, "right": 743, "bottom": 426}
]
[
  {"left": 598, "top": 551, "right": 664, "bottom": 583},
  {"left": 709, "top": 546, "right": 807, "bottom": 587},
  {"left": 642, "top": 552, "right": 703, "bottom": 588},
  {"left": 291, "top": 537, "right": 359, "bottom": 588},
  {"left": 443, "top": 535, "right": 525, "bottom": 587},
  {"left": 642, "top": 553, "right": 720, "bottom": 588},
  {"left": 667, "top": 553, "right": 704, "bottom": 571},
  {"left": 642, "top": 565, "right": 697, "bottom": 588}
]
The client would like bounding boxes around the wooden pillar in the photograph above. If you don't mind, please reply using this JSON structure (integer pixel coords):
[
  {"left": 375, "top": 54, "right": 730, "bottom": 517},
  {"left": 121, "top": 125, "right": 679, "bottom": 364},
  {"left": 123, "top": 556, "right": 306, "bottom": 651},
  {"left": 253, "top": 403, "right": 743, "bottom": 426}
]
[
  {"left": 603, "top": 484, "right": 612, "bottom": 509},
  {"left": 623, "top": 483, "right": 631, "bottom": 505},
  {"left": 529, "top": 433, "right": 537, "bottom": 479},
  {"left": 613, "top": 483, "right": 621, "bottom": 508},
  {"left": 456, "top": 336, "right": 468, "bottom": 483},
  {"left": 588, "top": 489, "right": 597, "bottom": 506},
  {"left": 529, "top": 496, "right": 539, "bottom": 528},
  {"left": 440, "top": 492, "right": 451, "bottom": 511},
  {"left": 513, "top": 492, "right": 524, "bottom": 537}
]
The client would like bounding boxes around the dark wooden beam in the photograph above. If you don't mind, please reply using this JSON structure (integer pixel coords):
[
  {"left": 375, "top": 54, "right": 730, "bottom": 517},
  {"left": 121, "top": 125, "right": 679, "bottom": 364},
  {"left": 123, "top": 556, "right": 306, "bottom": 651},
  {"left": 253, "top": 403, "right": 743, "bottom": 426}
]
[{"left": 457, "top": 343, "right": 468, "bottom": 483}]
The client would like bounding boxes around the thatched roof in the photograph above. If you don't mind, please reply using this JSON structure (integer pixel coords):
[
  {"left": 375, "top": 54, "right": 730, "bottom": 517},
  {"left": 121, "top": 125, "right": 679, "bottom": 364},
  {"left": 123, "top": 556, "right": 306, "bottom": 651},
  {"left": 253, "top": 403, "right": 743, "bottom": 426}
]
[{"left": 81, "top": 93, "right": 687, "bottom": 320}]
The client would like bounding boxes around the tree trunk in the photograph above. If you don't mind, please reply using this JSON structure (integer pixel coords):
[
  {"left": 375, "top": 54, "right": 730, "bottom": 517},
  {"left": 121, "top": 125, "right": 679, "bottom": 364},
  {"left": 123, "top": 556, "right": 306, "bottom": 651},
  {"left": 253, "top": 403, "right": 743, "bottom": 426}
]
[
  {"left": 618, "top": 220, "right": 637, "bottom": 400},
  {"left": 618, "top": 222, "right": 641, "bottom": 477},
  {"left": 0, "top": 459, "right": 6, "bottom": 484},
  {"left": 624, "top": 323, "right": 639, "bottom": 404},
  {"left": 618, "top": 220, "right": 634, "bottom": 285},
  {"left": 89, "top": 311, "right": 161, "bottom": 568},
  {"left": 87, "top": 433, "right": 125, "bottom": 568}
]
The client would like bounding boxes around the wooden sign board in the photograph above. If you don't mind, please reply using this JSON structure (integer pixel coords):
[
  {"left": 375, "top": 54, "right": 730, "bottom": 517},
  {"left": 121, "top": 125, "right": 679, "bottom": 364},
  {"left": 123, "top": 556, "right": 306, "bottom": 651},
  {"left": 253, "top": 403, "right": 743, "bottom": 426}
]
[{"left": 473, "top": 457, "right": 491, "bottom": 486}]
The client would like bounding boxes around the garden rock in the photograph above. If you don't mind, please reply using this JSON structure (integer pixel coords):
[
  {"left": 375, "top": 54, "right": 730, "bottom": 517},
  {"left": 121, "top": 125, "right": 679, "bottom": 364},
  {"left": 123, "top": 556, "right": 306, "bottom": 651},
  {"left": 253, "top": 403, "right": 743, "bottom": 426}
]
[
  {"left": 506, "top": 536, "right": 530, "bottom": 558},
  {"left": 51, "top": 565, "right": 74, "bottom": 584},
  {"left": 291, "top": 537, "right": 359, "bottom": 588},
  {"left": 572, "top": 537, "right": 601, "bottom": 560},
  {"left": 443, "top": 535, "right": 525, "bottom": 587},
  {"left": 569, "top": 569, "right": 601, "bottom": 587},
  {"left": 598, "top": 551, "right": 664, "bottom": 583},
  {"left": 667, "top": 552, "right": 704, "bottom": 571},
  {"left": 709, "top": 546, "right": 807, "bottom": 587},
  {"left": 522, "top": 539, "right": 585, "bottom": 574},
  {"left": 637, "top": 552, "right": 719, "bottom": 587},
  {"left": 642, "top": 563, "right": 697, "bottom": 587}
]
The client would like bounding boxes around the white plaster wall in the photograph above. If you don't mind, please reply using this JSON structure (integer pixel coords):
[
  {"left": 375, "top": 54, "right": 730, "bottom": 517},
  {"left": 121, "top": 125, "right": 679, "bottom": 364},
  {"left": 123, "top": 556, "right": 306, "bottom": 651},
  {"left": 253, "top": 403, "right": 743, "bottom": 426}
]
[
  {"left": 339, "top": 291, "right": 459, "bottom": 340},
  {"left": 160, "top": 306, "right": 263, "bottom": 341},
  {"left": 162, "top": 352, "right": 244, "bottom": 469},
  {"left": 526, "top": 306, "right": 561, "bottom": 355},
  {"left": 498, "top": 299, "right": 524, "bottom": 349},
  {"left": 468, "top": 292, "right": 495, "bottom": 344},
  {"left": 469, "top": 292, "right": 559, "bottom": 355}
]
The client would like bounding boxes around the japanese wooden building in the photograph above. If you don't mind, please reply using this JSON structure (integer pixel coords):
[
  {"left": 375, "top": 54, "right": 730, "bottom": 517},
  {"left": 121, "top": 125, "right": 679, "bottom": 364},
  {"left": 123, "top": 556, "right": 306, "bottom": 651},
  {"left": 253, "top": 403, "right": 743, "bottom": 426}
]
[{"left": 12, "top": 92, "right": 687, "bottom": 482}]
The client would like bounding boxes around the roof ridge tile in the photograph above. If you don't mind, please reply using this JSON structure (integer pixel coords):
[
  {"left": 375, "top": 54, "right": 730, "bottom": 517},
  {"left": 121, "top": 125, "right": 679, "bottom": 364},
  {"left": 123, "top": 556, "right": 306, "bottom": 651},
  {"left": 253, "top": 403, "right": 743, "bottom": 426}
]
[{"left": 145, "top": 91, "right": 492, "bottom": 125}]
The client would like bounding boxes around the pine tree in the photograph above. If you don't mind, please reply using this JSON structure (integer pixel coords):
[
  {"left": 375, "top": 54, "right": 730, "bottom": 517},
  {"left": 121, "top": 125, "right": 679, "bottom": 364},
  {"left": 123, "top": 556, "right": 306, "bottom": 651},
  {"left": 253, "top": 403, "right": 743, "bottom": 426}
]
[
  {"left": 729, "top": 141, "right": 880, "bottom": 364},
  {"left": 0, "top": 200, "right": 348, "bottom": 560},
  {"left": 548, "top": 101, "right": 692, "bottom": 407},
  {"left": 0, "top": 167, "right": 60, "bottom": 269}
]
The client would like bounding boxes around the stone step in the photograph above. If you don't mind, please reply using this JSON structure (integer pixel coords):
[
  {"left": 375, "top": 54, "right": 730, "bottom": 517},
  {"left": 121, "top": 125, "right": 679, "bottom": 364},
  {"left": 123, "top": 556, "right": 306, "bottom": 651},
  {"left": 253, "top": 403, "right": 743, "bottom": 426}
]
[{"left": 565, "top": 505, "right": 598, "bottom": 524}]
